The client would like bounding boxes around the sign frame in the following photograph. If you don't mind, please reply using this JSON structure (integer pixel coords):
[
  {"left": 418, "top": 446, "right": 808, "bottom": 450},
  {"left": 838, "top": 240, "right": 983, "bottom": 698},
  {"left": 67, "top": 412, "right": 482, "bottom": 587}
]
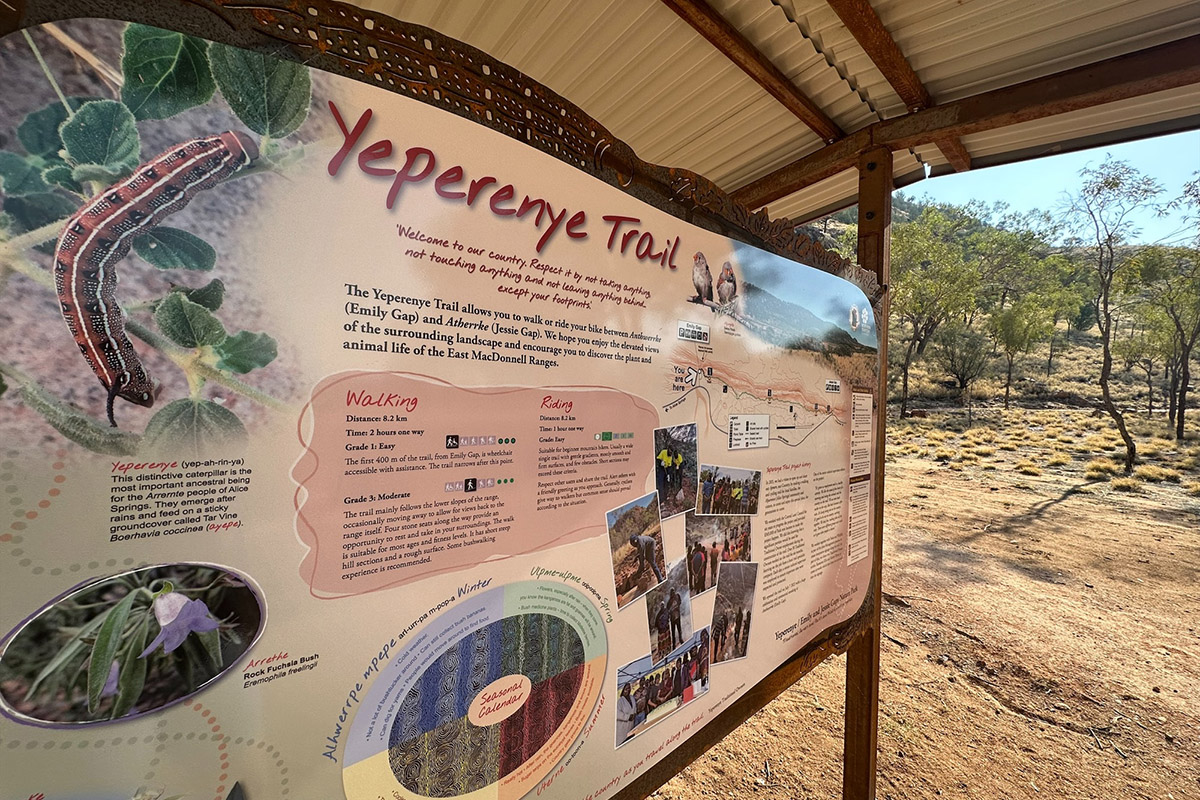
[{"left": 0, "top": 2, "right": 889, "bottom": 797}]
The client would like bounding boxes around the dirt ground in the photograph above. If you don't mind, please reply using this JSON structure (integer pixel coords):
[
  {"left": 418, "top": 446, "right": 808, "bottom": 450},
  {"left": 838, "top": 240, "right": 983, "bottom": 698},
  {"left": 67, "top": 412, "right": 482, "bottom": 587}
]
[{"left": 657, "top": 449, "right": 1199, "bottom": 800}]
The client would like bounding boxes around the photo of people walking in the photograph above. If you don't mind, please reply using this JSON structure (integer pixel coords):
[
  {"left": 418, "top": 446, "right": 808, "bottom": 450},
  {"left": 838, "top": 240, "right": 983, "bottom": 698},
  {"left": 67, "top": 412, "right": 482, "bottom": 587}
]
[
  {"left": 684, "top": 512, "right": 752, "bottom": 595},
  {"left": 653, "top": 423, "right": 698, "bottom": 520},
  {"left": 606, "top": 492, "right": 669, "bottom": 609},
  {"left": 696, "top": 465, "right": 762, "bottom": 515},
  {"left": 614, "top": 628, "right": 711, "bottom": 746},
  {"left": 643, "top": 558, "right": 694, "bottom": 665},
  {"left": 711, "top": 562, "right": 758, "bottom": 663}
]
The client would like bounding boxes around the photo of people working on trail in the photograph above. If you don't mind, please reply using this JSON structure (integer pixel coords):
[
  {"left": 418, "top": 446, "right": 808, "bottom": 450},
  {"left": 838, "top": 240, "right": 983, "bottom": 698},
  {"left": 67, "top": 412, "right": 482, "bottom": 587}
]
[
  {"left": 696, "top": 465, "right": 762, "bottom": 515},
  {"left": 653, "top": 423, "right": 698, "bottom": 520},
  {"left": 615, "top": 627, "right": 711, "bottom": 747},
  {"left": 712, "top": 562, "right": 759, "bottom": 663},
  {"left": 643, "top": 557, "right": 694, "bottom": 664},
  {"left": 606, "top": 492, "right": 669, "bottom": 609},
  {"left": 684, "top": 512, "right": 752, "bottom": 595}
]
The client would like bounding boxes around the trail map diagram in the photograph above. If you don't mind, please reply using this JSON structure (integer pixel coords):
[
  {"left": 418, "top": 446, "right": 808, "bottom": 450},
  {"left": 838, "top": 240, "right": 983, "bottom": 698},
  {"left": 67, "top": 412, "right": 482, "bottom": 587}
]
[{"left": 663, "top": 343, "right": 848, "bottom": 451}]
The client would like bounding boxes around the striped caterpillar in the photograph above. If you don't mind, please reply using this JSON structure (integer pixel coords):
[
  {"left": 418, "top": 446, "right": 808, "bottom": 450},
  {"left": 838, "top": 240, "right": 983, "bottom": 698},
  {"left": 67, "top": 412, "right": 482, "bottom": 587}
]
[{"left": 54, "top": 131, "right": 258, "bottom": 426}]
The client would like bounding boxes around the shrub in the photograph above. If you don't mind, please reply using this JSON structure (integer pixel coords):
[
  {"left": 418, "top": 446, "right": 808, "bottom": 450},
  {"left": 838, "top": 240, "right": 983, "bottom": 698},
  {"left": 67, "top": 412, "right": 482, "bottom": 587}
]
[
  {"left": 1110, "top": 477, "right": 1141, "bottom": 492},
  {"left": 1015, "top": 461, "right": 1042, "bottom": 476},
  {"left": 966, "top": 429, "right": 997, "bottom": 444},
  {"left": 1046, "top": 452, "right": 1071, "bottom": 467}
]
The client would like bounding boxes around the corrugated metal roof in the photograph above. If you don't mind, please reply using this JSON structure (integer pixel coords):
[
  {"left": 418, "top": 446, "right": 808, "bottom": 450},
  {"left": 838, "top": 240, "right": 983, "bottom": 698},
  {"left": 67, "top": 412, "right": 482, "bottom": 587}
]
[
  {"left": 873, "top": 0, "right": 1200, "bottom": 100},
  {"left": 961, "top": 83, "right": 1200, "bottom": 161},
  {"left": 357, "top": 0, "right": 1200, "bottom": 223},
  {"left": 361, "top": 0, "right": 832, "bottom": 191}
]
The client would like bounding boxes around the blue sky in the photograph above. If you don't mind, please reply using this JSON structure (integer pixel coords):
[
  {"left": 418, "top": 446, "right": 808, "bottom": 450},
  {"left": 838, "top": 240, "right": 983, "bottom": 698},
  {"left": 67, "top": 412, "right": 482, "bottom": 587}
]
[{"left": 906, "top": 130, "right": 1199, "bottom": 246}]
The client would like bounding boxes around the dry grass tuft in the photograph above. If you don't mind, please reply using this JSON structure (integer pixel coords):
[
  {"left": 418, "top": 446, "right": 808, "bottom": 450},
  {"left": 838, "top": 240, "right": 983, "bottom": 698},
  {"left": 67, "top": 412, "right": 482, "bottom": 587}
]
[
  {"left": 1085, "top": 459, "right": 1122, "bottom": 479},
  {"left": 1083, "top": 434, "right": 1119, "bottom": 452},
  {"left": 1139, "top": 438, "right": 1175, "bottom": 458},
  {"left": 1110, "top": 477, "right": 1141, "bottom": 492},
  {"left": 1133, "top": 465, "right": 1181, "bottom": 483}
]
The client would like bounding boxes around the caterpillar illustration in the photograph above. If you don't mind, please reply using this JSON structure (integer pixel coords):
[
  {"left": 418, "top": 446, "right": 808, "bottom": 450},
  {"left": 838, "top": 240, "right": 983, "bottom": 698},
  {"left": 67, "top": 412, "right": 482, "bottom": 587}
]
[{"left": 53, "top": 131, "right": 258, "bottom": 426}]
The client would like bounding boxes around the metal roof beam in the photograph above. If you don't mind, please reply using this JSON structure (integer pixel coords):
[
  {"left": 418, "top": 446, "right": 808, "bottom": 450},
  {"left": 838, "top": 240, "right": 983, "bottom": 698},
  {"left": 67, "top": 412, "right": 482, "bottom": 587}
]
[
  {"left": 825, "top": 0, "right": 972, "bottom": 172},
  {"left": 732, "top": 32, "right": 1200, "bottom": 209},
  {"left": 931, "top": 135, "right": 973, "bottom": 173},
  {"left": 660, "top": 0, "right": 844, "bottom": 143},
  {"left": 826, "top": 0, "right": 930, "bottom": 111}
]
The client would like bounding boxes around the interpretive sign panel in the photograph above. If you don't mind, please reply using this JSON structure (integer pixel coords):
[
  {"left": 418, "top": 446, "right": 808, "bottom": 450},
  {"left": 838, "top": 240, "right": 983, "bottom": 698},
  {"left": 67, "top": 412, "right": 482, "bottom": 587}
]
[{"left": 0, "top": 17, "right": 879, "bottom": 800}]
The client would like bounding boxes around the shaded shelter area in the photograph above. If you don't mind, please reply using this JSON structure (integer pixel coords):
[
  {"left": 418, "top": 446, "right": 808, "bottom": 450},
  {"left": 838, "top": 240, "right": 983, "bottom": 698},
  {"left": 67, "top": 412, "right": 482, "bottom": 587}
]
[{"left": 3, "top": 1, "right": 1196, "bottom": 799}]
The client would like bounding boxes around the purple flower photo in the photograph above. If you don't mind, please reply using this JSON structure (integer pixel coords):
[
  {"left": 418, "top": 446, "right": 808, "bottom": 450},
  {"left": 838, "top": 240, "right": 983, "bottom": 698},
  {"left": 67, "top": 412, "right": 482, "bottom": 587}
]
[{"left": 0, "top": 563, "right": 264, "bottom": 726}]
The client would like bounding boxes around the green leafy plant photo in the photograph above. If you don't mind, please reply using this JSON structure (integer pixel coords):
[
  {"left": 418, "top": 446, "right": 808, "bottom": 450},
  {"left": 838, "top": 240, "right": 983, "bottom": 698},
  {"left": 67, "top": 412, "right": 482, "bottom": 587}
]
[{"left": 0, "top": 24, "right": 312, "bottom": 456}]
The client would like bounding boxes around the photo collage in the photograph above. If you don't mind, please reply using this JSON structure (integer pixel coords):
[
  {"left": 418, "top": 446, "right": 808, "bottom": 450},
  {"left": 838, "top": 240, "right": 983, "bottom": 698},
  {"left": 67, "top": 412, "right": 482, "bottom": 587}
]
[{"left": 607, "top": 424, "right": 762, "bottom": 746}]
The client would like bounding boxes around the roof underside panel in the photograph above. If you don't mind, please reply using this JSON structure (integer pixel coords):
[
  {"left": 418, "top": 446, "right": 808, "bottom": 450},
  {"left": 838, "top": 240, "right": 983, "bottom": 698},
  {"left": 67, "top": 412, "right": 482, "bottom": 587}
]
[
  {"left": 773, "top": 0, "right": 911, "bottom": 120},
  {"left": 358, "top": 0, "right": 1197, "bottom": 227},
  {"left": 873, "top": 0, "right": 1200, "bottom": 103},
  {"left": 709, "top": 0, "right": 880, "bottom": 131},
  {"left": 959, "top": 83, "right": 1200, "bottom": 164},
  {"left": 359, "top": 0, "right": 833, "bottom": 190}
]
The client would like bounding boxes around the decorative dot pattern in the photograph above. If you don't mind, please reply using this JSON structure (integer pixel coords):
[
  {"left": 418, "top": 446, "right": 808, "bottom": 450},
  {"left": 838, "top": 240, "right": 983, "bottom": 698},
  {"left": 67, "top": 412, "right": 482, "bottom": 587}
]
[
  {"left": 0, "top": 700, "right": 289, "bottom": 796},
  {"left": 189, "top": 702, "right": 291, "bottom": 799},
  {"left": 1, "top": 447, "right": 138, "bottom": 574},
  {"left": 1, "top": 449, "right": 67, "bottom": 542}
]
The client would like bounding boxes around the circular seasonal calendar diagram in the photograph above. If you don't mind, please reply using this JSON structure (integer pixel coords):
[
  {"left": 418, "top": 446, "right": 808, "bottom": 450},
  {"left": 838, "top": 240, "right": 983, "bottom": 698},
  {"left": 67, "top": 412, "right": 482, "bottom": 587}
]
[{"left": 343, "top": 581, "right": 607, "bottom": 799}]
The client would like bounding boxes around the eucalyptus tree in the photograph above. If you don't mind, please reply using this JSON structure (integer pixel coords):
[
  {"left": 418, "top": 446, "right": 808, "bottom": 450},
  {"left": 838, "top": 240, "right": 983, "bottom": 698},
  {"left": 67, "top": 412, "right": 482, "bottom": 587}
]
[
  {"left": 1064, "top": 158, "right": 1162, "bottom": 472},
  {"left": 889, "top": 206, "right": 978, "bottom": 418},
  {"left": 1112, "top": 303, "right": 1172, "bottom": 419},
  {"left": 992, "top": 297, "right": 1053, "bottom": 409},
  {"left": 1130, "top": 245, "right": 1200, "bottom": 437},
  {"left": 933, "top": 322, "right": 991, "bottom": 426}
]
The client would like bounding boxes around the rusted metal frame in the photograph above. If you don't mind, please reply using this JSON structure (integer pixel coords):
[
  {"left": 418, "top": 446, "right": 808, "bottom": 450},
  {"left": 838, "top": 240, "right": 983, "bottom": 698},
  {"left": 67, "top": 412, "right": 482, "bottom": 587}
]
[
  {"left": 824, "top": 0, "right": 972, "bottom": 173},
  {"left": 827, "top": 0, "right": 929, "bottom": 111},
  {"left": 842, "top": 145, "right": 891, "bottom": 799},
  {"left": 659, "top": 0, "right": 844, "bottom": 143},
  {"left": 733, "top": 31, "right": 1200, "bottom": 209},
  {"left": 931, "top": 135, "right": 972, "bottom": 173}
]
